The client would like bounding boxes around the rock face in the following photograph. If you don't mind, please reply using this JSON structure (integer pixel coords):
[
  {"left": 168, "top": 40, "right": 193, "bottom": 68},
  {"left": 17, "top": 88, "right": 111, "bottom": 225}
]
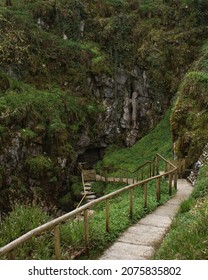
[
  {"left": 187, "top": 144, "right": 208, "bottom": 186},
  {"left": 85, "top": 66, "right": 160, "bottom": 149},
  {"left": 0, "top": 64, "right": 161, "bottom": 214}
]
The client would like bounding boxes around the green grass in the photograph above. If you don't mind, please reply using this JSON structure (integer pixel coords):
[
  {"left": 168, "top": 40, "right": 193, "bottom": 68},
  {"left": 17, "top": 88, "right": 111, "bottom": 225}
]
[
  {"left": 96, "top": 109, "right": 173, "bottom": 172},
  {"left": 154, "top": 164, "right": 208, "bottom": 260},
  {"left": 59, "top": 178, "right": 174, "bottom": 260},
  {"left": 0, "top": 178, "right": 174, "bottom": 260},
  {"left": 0, "top": 205, "right": 53, "bottom": 260}
]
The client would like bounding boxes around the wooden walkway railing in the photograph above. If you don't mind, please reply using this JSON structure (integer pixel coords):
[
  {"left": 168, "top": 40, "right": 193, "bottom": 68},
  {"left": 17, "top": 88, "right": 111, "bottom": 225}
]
[
  {"left": 0, "top": 153, "right": 177, "bottom": 260},
  {"left": 96, "top": 157, "right": 158, "bottom": 183}
]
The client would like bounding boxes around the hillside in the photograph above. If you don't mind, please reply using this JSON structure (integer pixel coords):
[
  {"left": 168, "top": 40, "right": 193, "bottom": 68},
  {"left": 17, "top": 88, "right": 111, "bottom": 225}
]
[
  {"left": 0, "top": 0, "right": 208, "bottom": 215},
  {"left": 171, "top": 40, "right": 208, "bottom": 167}
]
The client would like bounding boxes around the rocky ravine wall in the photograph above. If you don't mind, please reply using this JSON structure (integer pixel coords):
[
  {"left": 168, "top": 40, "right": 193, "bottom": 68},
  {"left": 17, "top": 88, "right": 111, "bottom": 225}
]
[
  {"left": 187, "top": 144, "right": 208, "bottom": 186},
  {"left": 0, "top": 64, "right": 163, "bottom": 214},
  {"left": 77, "top": 65, "right": 162, "bottom": 163}
]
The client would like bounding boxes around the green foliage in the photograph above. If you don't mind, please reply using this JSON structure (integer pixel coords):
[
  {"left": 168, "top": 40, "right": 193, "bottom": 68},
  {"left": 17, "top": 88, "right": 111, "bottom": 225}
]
[
  {"left": 97, "top": 109, "right": 172, "bottom": 171},
  {"left": 20, "top": 128, "right": 36, "bottom": 141},
  {"left": 58, "top": 177, "right": 173, "bottom": 259},
  {"left": 171, "top": 41, "right": 208, "bottom": 166},
  {"left": 0, "top": 205, "right": 52, "bottom": 260},
  {"left": 26, "top": 155, "right": 53, "bottom": 176}
]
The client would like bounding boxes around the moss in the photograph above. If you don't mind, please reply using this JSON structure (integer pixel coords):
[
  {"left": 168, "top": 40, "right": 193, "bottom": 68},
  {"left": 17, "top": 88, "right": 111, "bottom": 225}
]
[
  {"left": 26, "top": 155, "right": 53, "bottom": 176},
  {"left": 20, "top": 128, "right": 36, "bottom": 141},
  {"left": 171, "top": 43, "right": 208, "bottom": 166}
]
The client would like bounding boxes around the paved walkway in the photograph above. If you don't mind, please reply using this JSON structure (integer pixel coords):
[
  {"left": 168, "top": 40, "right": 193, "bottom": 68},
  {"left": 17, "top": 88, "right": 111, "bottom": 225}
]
[{"left": 100, "top": 179, "right": 193, "bottom": 260}]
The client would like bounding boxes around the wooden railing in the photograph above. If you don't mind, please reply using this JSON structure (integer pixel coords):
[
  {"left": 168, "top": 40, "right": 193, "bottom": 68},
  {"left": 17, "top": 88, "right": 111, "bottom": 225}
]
[
  {"left": 0, "top": 154, "right": 177, "bottom": 260},
  {"left": 96, "top": 157, "right": 157, "bottom": 183}
]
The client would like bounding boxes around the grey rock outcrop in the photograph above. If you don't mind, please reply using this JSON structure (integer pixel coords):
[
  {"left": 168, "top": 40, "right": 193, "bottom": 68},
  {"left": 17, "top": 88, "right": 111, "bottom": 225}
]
[{"left": 87, "top": 65, "right": 160, "bottom": 148}]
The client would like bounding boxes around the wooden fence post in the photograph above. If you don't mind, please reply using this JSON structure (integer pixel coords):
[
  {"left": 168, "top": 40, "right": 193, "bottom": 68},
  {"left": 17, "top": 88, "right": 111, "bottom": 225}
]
[
  {"left": 174, "top": 170, "right": 178, "bottom": 190},
  {"left": 146, "top": 165, "right": 149, "bottom": 178},
  {"left": 106, "top": 199, "right": 110, "bottom": 233},
  {"left": 141, "top": 167, "right": 144, "bottom": 180},
  {"left": 168, "top": 173, "right": 173, "bottom": 196},
  {"left": 156, "top": 155, "right": 159, "bottom": 175},
  {"left": 8, "top": 250, "right": 15, "bottom": 260},
  {"left": 165, "top": 162, "right": 168, "bottom": 172},
  {"left": 156, "top": 178, "right": 161, "bottom": 202},
  {"left": 84, "top": 210, "right": 89, "bottom": 252},
  {"left": 178, "top": 160, "right": 182, "bottom": 178},
  {"left": 129, "top": 189, "right": 133, "bottom": 220},
  {"left": 149, "top": 163, "right": 152, "bottom": 177},
  {"left": 144, "top": 183, "right": 148, "bottom": 208},
  {"left": 152, "top": 161, "right": 155, "bottom": 176},
  {"left": 105, "top": 170, "right": 107, "bottom": 184},
  {"left": 54, "top": 225, "right": 61, "bottom": 260}
]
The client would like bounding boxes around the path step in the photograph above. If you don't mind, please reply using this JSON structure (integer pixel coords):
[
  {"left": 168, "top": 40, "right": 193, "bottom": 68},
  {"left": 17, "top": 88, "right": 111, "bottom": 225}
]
[
  {"left": 84, "top": 183, "right": 92, "bottom": 187},
  {"left": 81, "top": 191, "right": 95, "bottom": 196},
  {"left": 84, "top": 186, "right": 92, "bottom": 191},
  {"left": 86, "top": 194, "right": 96, "bottom": 200}
]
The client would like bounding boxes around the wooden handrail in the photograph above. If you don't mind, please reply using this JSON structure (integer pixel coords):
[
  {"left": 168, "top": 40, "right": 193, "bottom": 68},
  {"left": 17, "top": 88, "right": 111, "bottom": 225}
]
[
  {"left": 97, "top": 155, "right": 158, "bottom": 184},
  {"left": 100, "top": 160, "right": 154, "bottom": 177},
  {"left": 0, "top": 154, "right": 177, "bottom": 259}
]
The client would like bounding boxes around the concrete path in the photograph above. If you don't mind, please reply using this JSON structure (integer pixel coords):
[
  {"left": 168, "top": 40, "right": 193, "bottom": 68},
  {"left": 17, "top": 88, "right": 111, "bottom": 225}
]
[{"left": 100, "top": 179, "right": 193, "bottom": 260}]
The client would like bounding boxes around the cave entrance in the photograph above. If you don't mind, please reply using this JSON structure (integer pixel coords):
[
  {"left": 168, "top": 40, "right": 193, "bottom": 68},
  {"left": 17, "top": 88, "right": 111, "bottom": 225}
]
[{"left": 77, "top": 147, "right": 106, "bottom": 168}]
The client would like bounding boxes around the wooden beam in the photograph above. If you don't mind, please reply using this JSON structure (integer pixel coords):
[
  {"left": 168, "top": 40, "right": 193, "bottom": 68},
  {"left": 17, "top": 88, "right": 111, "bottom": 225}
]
[
  {"left": 106, "top": 199, "right": 110, "bottom": 233},
  {"left": 129, "top": 189, "right": 133, "bottom": 219},
  {"left": 84, "top": 210, "right": 89, "bottom": 252},
  {"left": 8, "top": 250, "right": 15, "bottom": 260},
  {"left": 156, "top": 178, "right": 161, "bottom": 202},
  {"left": 169, "top": 173, "right": 172, "bottom": 196},
  {"left": 54, "top": 225, "right": 61, "bottom": 260},
  {"left": 144, "top": 183, "right": 148, "bottom": 208}
]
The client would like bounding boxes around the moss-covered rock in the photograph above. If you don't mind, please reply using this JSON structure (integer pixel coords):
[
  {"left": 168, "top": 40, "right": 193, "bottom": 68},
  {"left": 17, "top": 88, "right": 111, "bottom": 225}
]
[{"left": 171, "top": 42, "right": 208, "bottom": 166}]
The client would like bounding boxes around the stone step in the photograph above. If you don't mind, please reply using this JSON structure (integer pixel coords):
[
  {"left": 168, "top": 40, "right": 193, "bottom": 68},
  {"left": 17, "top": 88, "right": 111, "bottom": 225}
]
[
  {"left": 81, "top": 191, "right": 95, "bottom": 196},
  {"left": 86, "top": 194, "right": 96, "bottom": 200},
  {"left": 84, "top": 183, "right": 92, "bottom": 187},
  {"left": 84, "top": 185, "right": 92, "bottom": 190}
]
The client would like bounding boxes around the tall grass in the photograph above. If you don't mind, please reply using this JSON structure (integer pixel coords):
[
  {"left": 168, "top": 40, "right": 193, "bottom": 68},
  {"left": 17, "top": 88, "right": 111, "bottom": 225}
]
[
  {"left": 0, "top": 205, "right": 53, "bottom": 259},
  {"left": 96, "top": 110, "right": 173, "bottom": 171},
  {"left": 0, "top": 177, "right": 174, "bottom": 259}
]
